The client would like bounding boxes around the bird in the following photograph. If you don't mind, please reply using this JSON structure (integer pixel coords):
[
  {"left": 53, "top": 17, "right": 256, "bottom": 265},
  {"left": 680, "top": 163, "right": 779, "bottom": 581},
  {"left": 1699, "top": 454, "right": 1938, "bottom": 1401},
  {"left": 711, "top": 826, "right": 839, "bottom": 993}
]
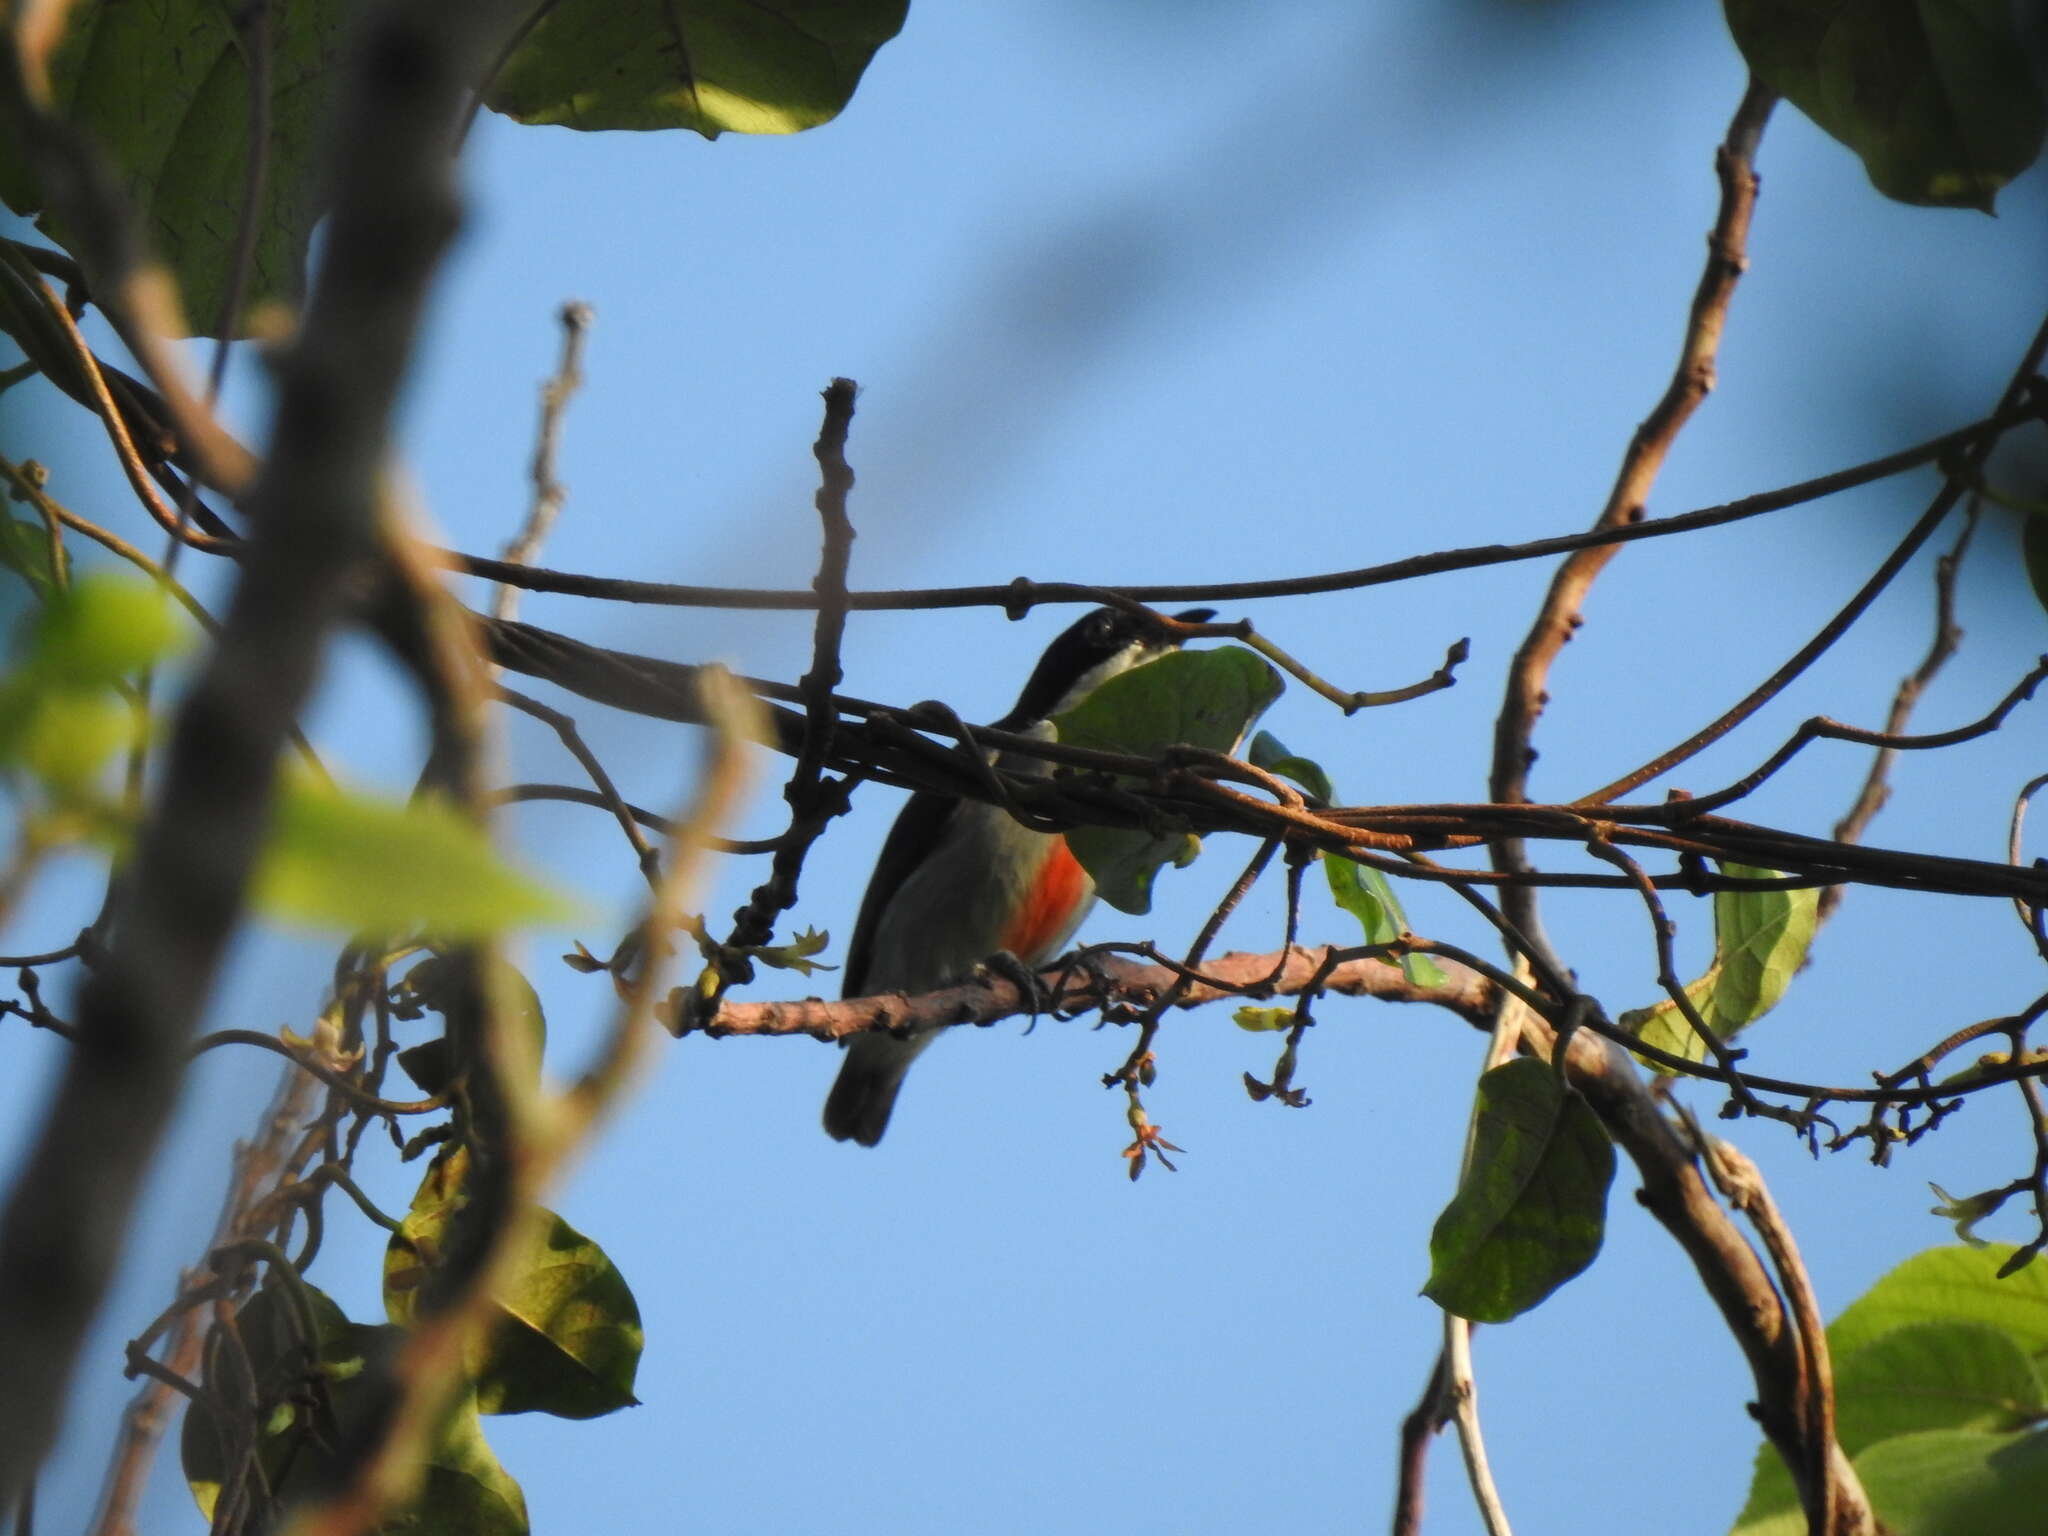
[{"left": 823, "top": 604, "right": 1215, "bottom": 1145}]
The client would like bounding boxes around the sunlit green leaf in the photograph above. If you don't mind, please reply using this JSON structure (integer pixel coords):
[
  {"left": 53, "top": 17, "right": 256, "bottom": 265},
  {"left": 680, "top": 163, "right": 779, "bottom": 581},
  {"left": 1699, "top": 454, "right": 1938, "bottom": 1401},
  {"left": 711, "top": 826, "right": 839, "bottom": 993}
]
[
  {"left": 1054, "top": 646, "right": 1282, "bottom": 915},
  {"left": 485, "top": 0, "right": 909, "bottom": 137},
  {"left": 255, "top": 776, "right": 575, "bottom": 936},
  {"left": 1621, "top": 862, "right": 1816, "bottom": 1069},
  {"left": 1232, "top": 1005, "right": 1294, "bottom": 1033},
  {"left": 0, "top": 0, "right": 352, "bottom": 335},
  {"left": 1723, "top": 0, "right": 2046, "bottom": 210},
  {"left": 386, "top": 1149, "right": 644, "bottom": 1421},
  {"left": 1829, "top": 1244, "right": 2048, "bottom": 1363},
  {"left": 1423, "top": 1058, "right": 1614, "bottom": 1323},
  {"left": 1731, "top": 1245, "right": 2048, "bottom": 1533},
  {"left": 754, "top": 925, "right": 835, "bottom": 977}
]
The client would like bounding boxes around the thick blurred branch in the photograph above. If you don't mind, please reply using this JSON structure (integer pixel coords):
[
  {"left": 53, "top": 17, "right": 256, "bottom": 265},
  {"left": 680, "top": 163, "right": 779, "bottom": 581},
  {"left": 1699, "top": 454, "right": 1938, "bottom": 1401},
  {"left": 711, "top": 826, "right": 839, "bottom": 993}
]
[{"left": 0, "top": 0, "right": 496, "bottom": 1508}]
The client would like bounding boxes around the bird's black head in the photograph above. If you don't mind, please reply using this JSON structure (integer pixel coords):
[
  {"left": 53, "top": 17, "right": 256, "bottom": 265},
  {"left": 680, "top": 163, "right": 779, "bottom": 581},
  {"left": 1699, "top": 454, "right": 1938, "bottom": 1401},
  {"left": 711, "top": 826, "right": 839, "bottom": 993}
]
[{"left": 1000, "top": 606, "right": 1216, "bottom": 728}]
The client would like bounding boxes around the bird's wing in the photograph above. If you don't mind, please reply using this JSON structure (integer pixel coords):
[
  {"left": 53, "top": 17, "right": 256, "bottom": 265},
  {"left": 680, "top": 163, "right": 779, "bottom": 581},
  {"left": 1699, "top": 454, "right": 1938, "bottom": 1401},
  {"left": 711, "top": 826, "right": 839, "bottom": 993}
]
[{"left": 840, "top": 790, "right": 961, "bottom": 999}]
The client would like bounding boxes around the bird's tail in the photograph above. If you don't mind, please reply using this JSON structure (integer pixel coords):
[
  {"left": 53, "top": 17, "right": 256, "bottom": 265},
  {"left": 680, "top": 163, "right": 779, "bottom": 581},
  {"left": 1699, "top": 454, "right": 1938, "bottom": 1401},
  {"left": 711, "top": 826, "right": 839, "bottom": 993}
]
[{"left": 823, "top": 1033, "right": 930, "bottom": 1146}]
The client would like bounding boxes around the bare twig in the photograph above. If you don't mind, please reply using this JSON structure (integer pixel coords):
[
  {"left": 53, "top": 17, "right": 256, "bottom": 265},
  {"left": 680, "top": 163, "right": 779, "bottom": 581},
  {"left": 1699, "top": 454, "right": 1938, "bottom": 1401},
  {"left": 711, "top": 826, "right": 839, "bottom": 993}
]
[
  {"left": 1695, "top": 1127, "right": 1873, "bottom": 1534},
  {"left": 496, "top": 686, "right": 661, "bottom": 888},
  {"left": 491, "top": 300, "right": 592, "bottom": 624},
  {"left": 691, "top": 380, "right": 861, "bottom": 1022},
  {"left": 1580, "top": 310, "right": 2048, "bottom": 806},
  {"left": 689, "top": 943, "right": 1496, "bottom": 1041},
  {"left": 437, "top": 405, "right": 2024, "bottom": 613},
  {"left": 1489, "top": 82, "right": 1775, "bottom": 938}
]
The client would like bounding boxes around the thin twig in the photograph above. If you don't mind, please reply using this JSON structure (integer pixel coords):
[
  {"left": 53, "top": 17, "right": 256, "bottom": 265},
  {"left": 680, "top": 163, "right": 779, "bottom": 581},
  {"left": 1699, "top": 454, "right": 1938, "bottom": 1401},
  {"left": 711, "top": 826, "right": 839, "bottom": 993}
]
[
  {"left": 690, "top": 379, "right": 861, "bottom": 1022},
  {"left": 492, "top": 300, "right": 592, "bottom": 624},
  {"left": 1580, "top": 309, "right": 2048, "bottom": 805},
  {"left": 436, "top": 404, "right": 2026, "bottom": 612},
  {"left": 1489, "top": 81, "right": 1775, "bottom": 939}
]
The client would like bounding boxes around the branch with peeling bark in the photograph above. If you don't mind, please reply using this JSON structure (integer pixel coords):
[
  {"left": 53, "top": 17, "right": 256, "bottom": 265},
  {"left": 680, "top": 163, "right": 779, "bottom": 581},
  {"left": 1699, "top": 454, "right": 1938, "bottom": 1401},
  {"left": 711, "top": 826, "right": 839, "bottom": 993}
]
[{"left": 677, "top": 944, "right": 1496, "bottom": 1041}]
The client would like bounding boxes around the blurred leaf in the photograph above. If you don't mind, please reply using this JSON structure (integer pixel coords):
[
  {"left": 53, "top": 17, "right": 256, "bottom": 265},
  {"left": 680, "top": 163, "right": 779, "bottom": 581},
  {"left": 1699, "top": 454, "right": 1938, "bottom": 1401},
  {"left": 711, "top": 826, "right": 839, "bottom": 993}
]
[
  {"left": 0, "top": 0, "right": 352, "bottom": 335},
  {"left": 1423, "top": 1058, "right": 1614, "bottom": 1323},
  {"left": 255, "top": 777, "right": 575, "bottom": 936},
  {"left": 1250, "top": 731, "right": 1446, "bottom": 989},
  {"left": 485, "top": 0, "right": 909, "bottom": 137},
  {"left": 0, "top": 517, "right": 63, "bottom": 600},
  {"left": 1723, "top": 0, "right": 2046, "bottom": 210},
  {"left": 1055, "top": 646, "right": 1281, "bottom": 914},
  {"left": 754, "top": 925, "right": 835, "bottom": 976},
  {"left": 1929, "top": 1182, "right": 2004, "bottom": 1246},
  {"left": 0, "top": 575, "right": 185, "bottom": 798},
  {"left": 0, "top": 684, "right": 133, "bottom": 792},
  {"left": 1621, "top": 862, "right": 1816, "bottom": 1069},
  {"left": 386, "top": 1148, "right": 644, "bottom": 1421},
  {"left": 393, "top": 954, "right": 549, "bottom": 1096},
  {"left": 2024, "top": 513, "right": 2048, "bottom": 623},
  {"left": 28, "top": 573, "right": 187, "bottom": 684},
  {"left": 1853, "top": 1427, "right": 2048, "bottom": 1534}
]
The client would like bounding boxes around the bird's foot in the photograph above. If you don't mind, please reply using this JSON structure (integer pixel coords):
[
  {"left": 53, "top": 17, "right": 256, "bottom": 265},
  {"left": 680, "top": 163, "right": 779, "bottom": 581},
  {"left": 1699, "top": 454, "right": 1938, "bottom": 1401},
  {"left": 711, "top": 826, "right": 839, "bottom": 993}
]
[{"left": 974, "top": 949, "right": 1050, "bottom": 1027}]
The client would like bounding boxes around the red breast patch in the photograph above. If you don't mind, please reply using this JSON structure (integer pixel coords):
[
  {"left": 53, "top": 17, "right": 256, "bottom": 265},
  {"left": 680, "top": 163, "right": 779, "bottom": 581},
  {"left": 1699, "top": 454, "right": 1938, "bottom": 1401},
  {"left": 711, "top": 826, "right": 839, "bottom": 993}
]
[{"left": 1000, "top": 836, "right": 1089, "bottom": 963}]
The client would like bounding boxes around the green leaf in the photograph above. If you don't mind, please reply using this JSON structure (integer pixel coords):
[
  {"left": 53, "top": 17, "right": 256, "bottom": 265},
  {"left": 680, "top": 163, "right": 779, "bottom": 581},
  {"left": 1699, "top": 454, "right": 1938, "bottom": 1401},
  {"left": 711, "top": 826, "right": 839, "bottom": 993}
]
[
  {"left": 184, "top": 1296, "right": 528, "bottom": 1534},
  {"left": 1054, "top": 646, "right": 1282, "bottom": 915},
  {"left": 1247, "top": 730, "right": 1334, "bottom": 805},
  {"left": 1829, "top": 1244, "right": 2048, "bottom": 1364},
  {"left": 1232, "top": 1005, "right": 1295, "bottom": 1032},
  {"left": 1249, "top": 731, "right": 1446, "bottom": 989},
  {"left": 0, "top": 517, "right": 65, "bottom": 601},
  {"left": 484, "top": 0, "right": 910, "bottom": 137},
  {"left": 0, "top": 683, "right": 134, "bottom": 792},
  {"left": 181, "top": 1279, "right": 356, "bottom": 1519},
  {"left": 386, "top": 1149, "right": 644, "bottom": 1421},
  {"left": 411, "top": 1390, "right": 532, "bottom": 1535},
  {"left": 255, "top": 776, "right": 575, "bottom": 936},
  {"left": 1833, "top": 1321, "right": 2045, "bottom": 1452},
  {"left": 1731, "top": 1245, "right": 2048, "bottom": 1532},
  {"left": 1729, "top": 1442, "right": 1803, "bottom": 1536},
  {"left": 0, "top": 575, "right": 185, "bottom": 797},
  {"left": 754, "top": 925, "right": 835, "bottom": 977},
  {"left": 1621, "top": 863, "right": 1817, "bottom": 1070},
  {"left": 1723, "top": 0, "right": 2046, "bottom": 210},
  {"left": 1853, "top": 1427, "right": 2048, "bottom": 1535},
  {"left": 2025, "top": 513, "right": 2048, "bottom": 624},
  {"left": 1422, "top": 1058, "right": 1615, "bottom": 1323},
  {"left": 0, "top": 0, "right": 352, "bottom": 336},
  {"left": 393, "top": 954, "right": 549, "bottom": 1096},
  {"left": 28, "top": 573, "right": 187, "bottom": 685}
]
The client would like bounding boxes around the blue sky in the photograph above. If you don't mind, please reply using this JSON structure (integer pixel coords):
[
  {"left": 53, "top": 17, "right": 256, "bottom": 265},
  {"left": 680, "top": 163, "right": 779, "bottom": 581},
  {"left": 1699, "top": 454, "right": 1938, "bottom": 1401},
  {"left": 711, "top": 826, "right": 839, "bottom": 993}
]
[{"left": 7, "top": 2, "right": 2048, "bottom": 1532}]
